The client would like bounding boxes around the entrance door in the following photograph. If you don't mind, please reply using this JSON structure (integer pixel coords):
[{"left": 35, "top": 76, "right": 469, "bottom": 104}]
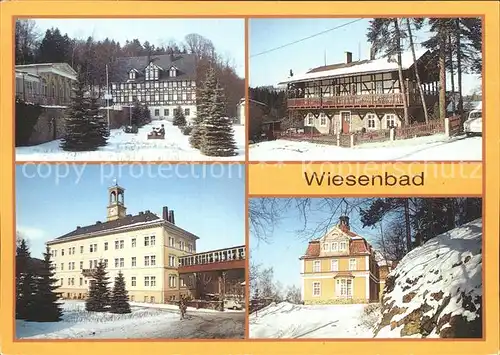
[{"left": 340, "top": 111, "right": 351, "bottom": 133}]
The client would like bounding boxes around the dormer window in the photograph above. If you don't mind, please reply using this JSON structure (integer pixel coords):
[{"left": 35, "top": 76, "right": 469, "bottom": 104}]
[
  {"left": 332, "top": 242, "right": 338, "bottom": 251},
  {"left": 169, "top": 67, "right": 177, "bottom": 77},
  {"left": 340, "top": 241, "right": 347, "bottom": 251},
  {"left": 323, "top": 243, "right": 330, "bottom": 252},
  {"left": 145, "top": 63, "right": 160, "bottom": 81},
  {"left": 129, "top": 70, "right": 136, "bottom": 80}
]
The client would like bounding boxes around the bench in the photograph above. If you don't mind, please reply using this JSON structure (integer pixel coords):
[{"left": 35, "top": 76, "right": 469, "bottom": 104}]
[{"left": 147, "top": 133, "right": 165, "bottom": 140}]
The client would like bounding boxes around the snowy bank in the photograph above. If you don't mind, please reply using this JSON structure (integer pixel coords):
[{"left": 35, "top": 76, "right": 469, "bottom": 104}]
[{"left": 375, "top": 218, "right": 482, "bottom": 338}]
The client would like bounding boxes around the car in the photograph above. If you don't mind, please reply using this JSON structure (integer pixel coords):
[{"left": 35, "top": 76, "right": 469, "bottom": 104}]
[
  {"left": 223, "top": 299, "right": 244, "bottom": 310},
  {"left": 463, "top": 109, "right": 482, "bottom": 136}
]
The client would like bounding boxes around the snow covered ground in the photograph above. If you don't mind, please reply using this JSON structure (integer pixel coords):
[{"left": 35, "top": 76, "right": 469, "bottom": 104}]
[
  {"left": 249, "top": 134, "right": 482, "bottom": 161},
  {"left": 16, "top": 121, "right": 245, "bottom": 162},
  {"left": 250, "top": 219, "right": 482, "bottom": 339},
  {"left": 16, "top": 300, "right": 245, "bottom": 339},
  {"left": 249, "top": 302, "right": 374, "bottom": 338}
]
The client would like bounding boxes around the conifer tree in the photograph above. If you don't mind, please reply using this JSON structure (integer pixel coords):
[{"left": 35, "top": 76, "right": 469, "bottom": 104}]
[
  {"left": 16, "top": 238, "right": 36, "bottom": 319},
  {"left": 28, "top": 246, "right": 63, "bottom": 322},
  {"left": 85, "top": 260, "right": 110, "bottom": 312},
  {"left": 130, "top": 100, "right": 144, "bottom": 127},
  {"left": 173, "top": 105, "right": 187, "bottom": 126},
  {"left": 189, "top": 69, "right": 215, "bottom": 149},
  {"left": 87, "top": 94, "right": 109, "bottom": 148},
  {"left": 110, "top": 271, "right": 131, "bottom": 314},
  {"left": 200, "top": 78, "right": 237, "bottom": 157}
]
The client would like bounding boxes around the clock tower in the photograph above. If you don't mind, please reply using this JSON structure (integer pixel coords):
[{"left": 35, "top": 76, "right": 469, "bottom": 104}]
[{"left": 107, "top": 181, "right": 126, "bottom": 221}]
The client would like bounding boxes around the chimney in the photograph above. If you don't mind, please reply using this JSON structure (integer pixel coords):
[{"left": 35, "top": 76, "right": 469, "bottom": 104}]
[
  {"left": 345, "top": 51, "right": 353, "bottom": 64},
  {"left": 96, "top": 221, "right": 101, "bottom": 224},
  {"left": 139, "top": 211, "right": 144, "bottom": 215},
  {"left": 163, "top": 206, "right": 169, "bottom": 221},
  {"left": 168, "top": 210, "right": 175, "bottom": 225},
  {"left": 339, "top": 216, "right": 350, "bottom": 231},
  {"left": 289, "top": 69, "right": 293, "bottom": 77},
  {"left": 76, "top": 226, "right": 81, "bottom": 229}
]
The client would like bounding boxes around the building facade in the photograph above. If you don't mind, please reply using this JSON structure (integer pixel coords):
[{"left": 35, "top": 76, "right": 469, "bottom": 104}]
[
  {"left": 280, "top": 49, "right": 439, "bottom": 134},
  {"left": 109, "top": 54, "right": 197, "bottom": 122},
  {"left": 300, "top": 216, "right": 380, "bottom": 304},
  {"left": 15, "top": 63, "right": 77, "bottom": 106},
  {"left": 47, "top": 183, "right": 199, "bottom": 303}
]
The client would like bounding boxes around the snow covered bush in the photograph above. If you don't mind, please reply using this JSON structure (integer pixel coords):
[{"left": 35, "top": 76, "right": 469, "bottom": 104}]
[{"left": 360, "top": 304, "right": 382, "bottom": 330}]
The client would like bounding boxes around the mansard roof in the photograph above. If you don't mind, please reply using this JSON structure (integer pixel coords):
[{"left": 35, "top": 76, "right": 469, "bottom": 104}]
[{"left": 110, "top": 53, "right": 197, "bottom": 82}]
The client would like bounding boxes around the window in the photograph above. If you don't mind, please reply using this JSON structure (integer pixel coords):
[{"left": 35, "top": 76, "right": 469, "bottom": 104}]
[
  {"left": 340, "top": 242, "right": 347, "bottom": 251},
  {"left": 60, "top": 278, "right": 63, "bottom": 286},
  {"left": 119, "top": 258, "right": 124, "bottom": 267},
  {"left": 313, "top": 282, "right": 321, "bottom": 296},
  {"left": 104, "top": 259, "right": 108, "bottom": 268},
  {"left": 114, "top": 258, "right": 119, "bottom": 268},
  {"left": 130, "top": 295, "right": 135, "bottom": 302},
  {"left": 169, "top": 275, "right": 177, "bottom": 288},
  {"left": 169, "top": 255, "right": 176, "bottom": 267},
  {"left": 375, "top": 81, "right": 383, "bottom": 94},
  {"left": 112, "top": 83, "right": 116, "bottom": 90},
  {"left": 173, "top": 108, "right": 178, "bottom": 116},
  {"left": 313, "top": 260, "right": 321, "bottom": 272},
  {"left": 307, "top": 115, "right": 314, "bottom": 126},
  {"left": 323, "top": 243, "right": 330, "bottom": 252},
  {"left": 169, "top": 237, "right": 175, "bottom": 247},
  {"left": 79, "top": 278, "right": 83, "bottom": 286},
  {"left": 115, "top": 241, "right": 119, "bottom": 249},
  {"left": 180, "top": 278, "right": 186, "bottom": 287},
  {"left": 89, "top": 260, "right": 93, "bottom": 268},
  {"left": 184, "top": 108, "right": 190, "bottom": 116},
  {"left": 150, "top": 255, "right": 156, "bottom": 266},
  {"left": 120, "top": 240, "right": 124, "bottom": 249},
  {"left": 386, "top": 114, "right": 397, "bottom": 129},
  {"left": 164, "top": 109, "right": 169, "bottom": 116},
  {"left": 188, "top": 244, "right": 193, "bottom": 253},
  {"left": 90, "top": 244, "right": 97, "bottom": 252},
  {"left": 132, "top": 257, "right": 136, "bottom": 267},
  {"left": 61, "top": 249, "right": 65, "bottom": 256},
  {"left": 337, "top": 278, "right": 353, "bottom": 297},
  {"left": 144, "top": 296, "right": 149, "bottom": 302},
  {"left": 331, "top": 259, "right": 339, "bottom": 271},
  {"left": 154, "top": 109, "right": 160, "bottom": 116},
  {"left": 144, "top": 236, "right": 150, "bottom": 246},
  {"left": 363, "top": 113, "right": 375, "bottom": 129},
  {"left": 104, "top": 242, "right": 108, "bottom": 251},
  {"left": 349, "top": 258, "right": 357, "bottom": 271},
  {"left": 80, "top": 261, "right": 83, "bottom": 269},
  {"left": 54, "top": 250, "right": 57, "bottom": 257},
  {"left": 151, "top": 276, "right": 156, "bottom": 287},
  {"left": 61, "top": 263, "right": 64, "bottom": 270},
  {"left": 169, "top": 68, "right": 176, "bottom": 77},
  {"left": 144, "top": 276, "right": 150, "bottom": 287},
  {"left": 320, "top": 113, "right": 327, "bottom": 126},
  {"left": 129, "top": 71, "right": 136, "bottom": 80},
  {"left": 332, "top": 242, "right": 338, "bottom": 252},
  {"left": 144, "top": 256, "right": 150, "bottom": 266},
  {"left": 132, "top": 238, "right": 136, "bottom": 247},
  {"left": 150, "top": 236, "right": 156, "bottom": 246},
  {"left": 120, "top": 83, "right": 124, "bottom": 89},
  {"left": 80, "top": 246, "right": 84, "bottom": 253},
  {"left": 150, "top": 296, "right": 155, "bottom": 303},
  {"left": 93, "top": 260, "right": 98, "bottom": 268},
  {"left": 131, "top": 277, "right": 136, "bottom": 286}
]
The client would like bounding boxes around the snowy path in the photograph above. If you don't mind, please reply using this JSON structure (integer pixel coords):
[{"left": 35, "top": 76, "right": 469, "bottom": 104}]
[
  {"left": 16, "top": 301, "right": 244, "bottom": 339},
  {"left": 249, "top": 302, "right": 373, "bottom": 338},
  {"left": 249, "top": 134, "right": 482, "bottom": 162},
  {"left": 16, "top": 121, "right": 245, "bottom": 162}
]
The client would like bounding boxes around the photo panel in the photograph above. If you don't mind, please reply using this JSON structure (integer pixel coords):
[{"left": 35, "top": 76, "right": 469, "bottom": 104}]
[
  {"left": 249, "top": 197, "right": 483, "bottom": 339},
  {"left": 14, "top": 18, "right": 246, "bottom": 162},
  {"left": 248, "top": 17, "right": 483, "bottom": 162},
  {"left": 14, "top": 163, "right": 246, "bottom": 339}
]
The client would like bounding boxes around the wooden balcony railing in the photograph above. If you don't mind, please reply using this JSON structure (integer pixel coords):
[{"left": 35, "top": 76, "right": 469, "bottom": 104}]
[{"left": 179, "top": 246, "right": 246, "bottom": 267}]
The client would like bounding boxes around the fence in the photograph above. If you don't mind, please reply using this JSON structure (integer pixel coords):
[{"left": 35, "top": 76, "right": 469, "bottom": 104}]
[{"left": 394, "top": 119, "right": 445, "bottom": 140}]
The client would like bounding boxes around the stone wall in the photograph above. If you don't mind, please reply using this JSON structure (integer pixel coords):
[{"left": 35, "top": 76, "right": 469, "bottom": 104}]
[{"left": 27, "top": 107, "right": 129, "bottom": 146}]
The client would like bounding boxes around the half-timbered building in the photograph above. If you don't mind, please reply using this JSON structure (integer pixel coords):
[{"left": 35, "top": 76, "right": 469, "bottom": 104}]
[
  {"left": 109, "top": 53, "right": 197, "bottom": 121},
  {"left": 280, "top": 49, "right": 439, "bottom": 134}
]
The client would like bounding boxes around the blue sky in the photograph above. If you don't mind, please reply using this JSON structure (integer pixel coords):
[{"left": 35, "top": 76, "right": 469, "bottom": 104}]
[
  {"left": 32, "top": 18, "right": 245, "bottom": 78},
  {"left": 249, "top": 18, "right": 481, "bottom": 94},
  {"left": 250, "top": 198, "right": 381, "bottom": 289},
  {"left": 16, "top": 164, "right": 245, "bottom": 258}
]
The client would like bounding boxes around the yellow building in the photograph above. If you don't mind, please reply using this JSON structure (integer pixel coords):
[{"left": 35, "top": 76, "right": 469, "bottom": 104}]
[
  {"left": 47, "top": 182, "right": 198, "bottom": 303},
  {"left": 300, "top": 216, "right": 380, "bottom": 304}
]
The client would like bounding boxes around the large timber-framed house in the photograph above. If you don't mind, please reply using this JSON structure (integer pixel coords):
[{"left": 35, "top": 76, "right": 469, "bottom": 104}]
[
  {"left": 280, "top": 49, "right": 439, "bottom": 134},
  {"left": 109, "top": 53, "right": 197, "bottom": 121}
]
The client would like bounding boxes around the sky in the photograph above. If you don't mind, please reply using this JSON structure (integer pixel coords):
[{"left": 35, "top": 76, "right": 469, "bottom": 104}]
[
  {"left": 16, "top": 164, "right": 245, "bottom": 258},
  {"left": 249, "top": 18, "right": 482, "bottom": 94},
  {"left": 33, "top": 18, "right": 246, "bottom": 78},
  {"left": 250, "top": 198, "right": 382, "bottom": 289}
]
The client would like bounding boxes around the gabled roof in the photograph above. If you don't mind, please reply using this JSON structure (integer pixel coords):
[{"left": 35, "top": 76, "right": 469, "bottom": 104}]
[
  {"left": 110, "top": 54, "right": 196, "bottom": 82},
  {"left": 15, "top": 62, "right": 77, "bottom": 80},
  {"left": 279, "top": 49, "right": 430, "bottom": 85}
]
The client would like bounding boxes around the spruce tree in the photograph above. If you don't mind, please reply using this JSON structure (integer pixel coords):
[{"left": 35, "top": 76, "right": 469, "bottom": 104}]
[
  {"left": 200, "top": 81, "right": 237, "bottom": 157},
  {"left": 16, "top": 239, "right": 36, "bottom": 319},
  {"left": 85, "top": 260, "right": 110, "bottom": 312},
  {"left": 173, "top": 105, "right": 187, "bottom": 126},
  {"left": 110, "top": 271, "right": 131, "bottom": 314},
  {"left": 60, "top": 68, "right": 91, "bottom": 151},
  {"left": 189, "top": 68, "right": 215, "bottom": 149},
  {"left": 28, "top": 246, "right": 63, "bottom": 322},
  {"left": 87, "top": 94, "right": 109, "bottom": 148},
  {"left": 130, "top": 100, "right": 144, "bottom": 127}
]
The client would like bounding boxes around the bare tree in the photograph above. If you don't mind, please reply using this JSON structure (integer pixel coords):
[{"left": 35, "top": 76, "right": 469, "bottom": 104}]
[
  {"left": 284, "top": 285, "right": 302, "bottom": 304},
  {"left": 184, "top": 33, "right": 215, "bottom": 61}
]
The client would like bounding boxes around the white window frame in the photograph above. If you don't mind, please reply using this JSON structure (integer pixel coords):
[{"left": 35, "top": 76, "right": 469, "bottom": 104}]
[
  {"left": 340, "top": 242, "right": 347, "bottom": 251},
  {"left": 150, "top": 236, "right": 156, "bottom": 246},
  {"left": 323, "top": 243, "right": 330, "bottom": 252},
  {"left": 131, "top": 276, "right": 136, "bottom": 286},
  {"left": 312, "top": 281, "right": 321, "bottom": 296},
  {"left": 349, "top": 258, "right": 357, "bottom": 271},
  {"left": 332, "top": 242, "right": 338, "bottom": 252},
  {"left": 386, "top": 114, "right": 397, "bottom": 129},
  {"left": 367, "top": 113, "right": 376, "bottom": 129},
  {"left": 313, "top": 260, "right": 321, "bottom": 273},
  {"left": 319, "top": 113, "right": 327, "bottom": 127},
  {"left": 336, "top": 278, "right": 353, "bottom": 297},
  {"left": 331, "top": 259, "right": 339, "bottom": 271},
  {"left": 131, "top": 257, "right": 136, "bottom": 267}
]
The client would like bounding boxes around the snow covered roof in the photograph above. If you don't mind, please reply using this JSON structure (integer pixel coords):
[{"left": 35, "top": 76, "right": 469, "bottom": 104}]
[{"left": 279, "top": 49, "right": 430, "bottom": 85}]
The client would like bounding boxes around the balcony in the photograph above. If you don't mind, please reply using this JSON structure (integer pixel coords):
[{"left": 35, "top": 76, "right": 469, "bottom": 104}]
[
  {"left": 287, "top": 93, "right": 434, "bottom": 110},
  {"left": 178, "top": 246, "right": 246, "bottom": 273}
]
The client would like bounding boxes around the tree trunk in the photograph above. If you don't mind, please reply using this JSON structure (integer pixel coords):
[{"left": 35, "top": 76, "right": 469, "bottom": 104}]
[
  {"left": 406, "top": 19, "right": 428, "bottom": 123},
  {"left": 394, "top": 19, "right": 409, "bottom": 125},
  {"left": 448, "top": 35, "right": 456, "bottom": 113},
  {"left": 456, "top": 19, "right": 464, "bottom": 117},
  {"left": 438, "top": 31, "right": 447, "bottom": 121},
  {"left": 404, "top": 198, "right": 412, "bottom": 252}
]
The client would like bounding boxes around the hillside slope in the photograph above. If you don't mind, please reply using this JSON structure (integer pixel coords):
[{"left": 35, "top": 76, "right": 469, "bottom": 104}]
[{"left": 375, "top": 218, "right": 482, "bottom": 338}]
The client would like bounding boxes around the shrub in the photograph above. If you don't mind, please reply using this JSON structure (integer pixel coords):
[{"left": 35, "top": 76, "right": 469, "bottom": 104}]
[{"left": 181, "top": 125, "right": 193, "bottom": 135}]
